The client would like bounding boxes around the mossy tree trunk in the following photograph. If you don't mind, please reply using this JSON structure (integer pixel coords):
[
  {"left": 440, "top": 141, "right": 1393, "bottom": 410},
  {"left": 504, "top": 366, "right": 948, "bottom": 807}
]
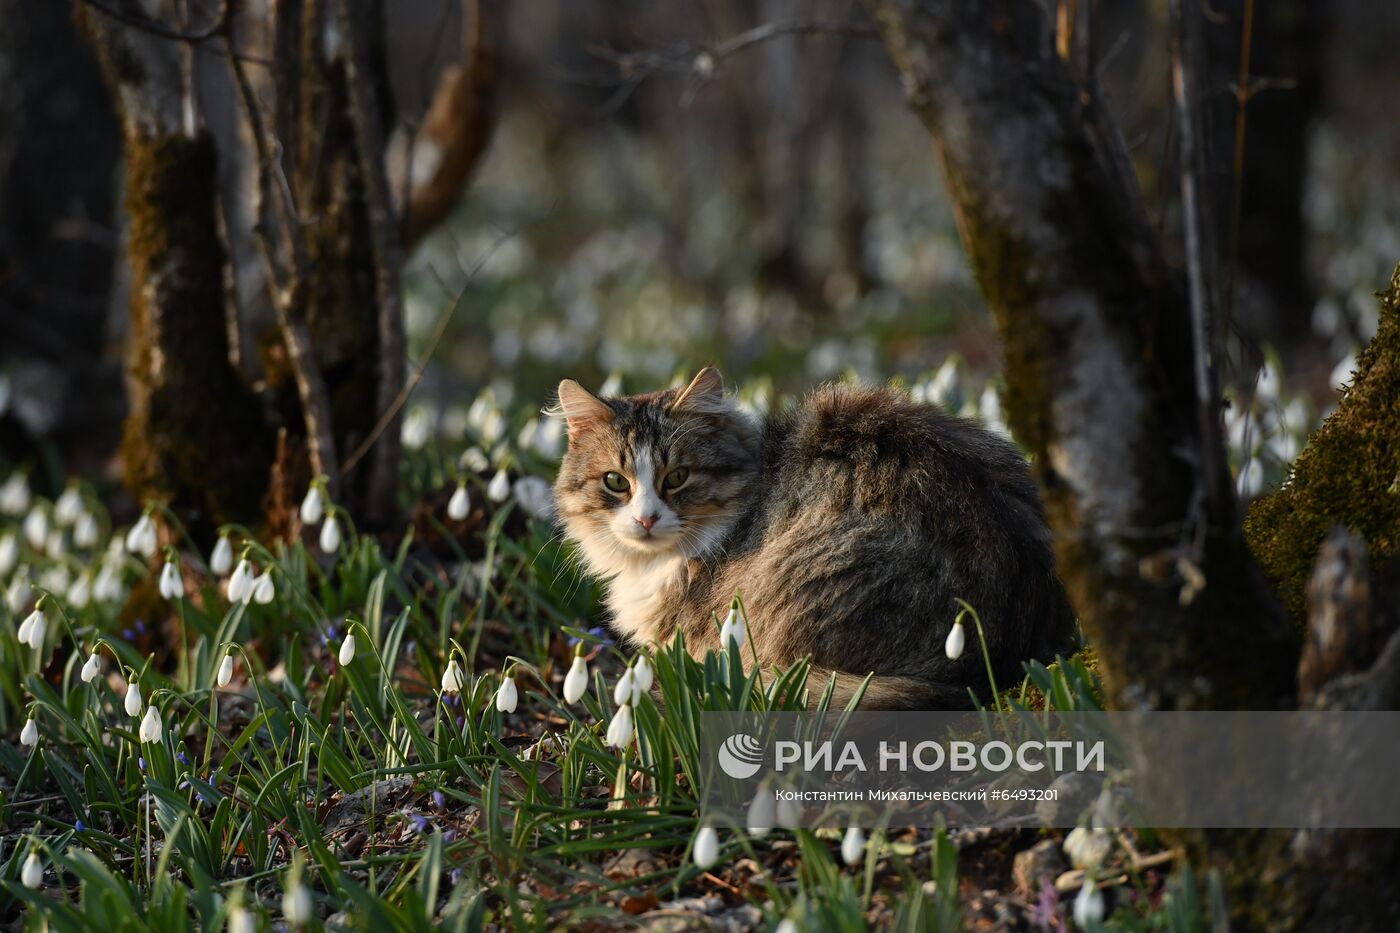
[
  {"left": 79, "top": 1, "right": 272, "bottom": 540},
  {"left": 864, "top": 0, "right": 1399, "bottom": 927}
]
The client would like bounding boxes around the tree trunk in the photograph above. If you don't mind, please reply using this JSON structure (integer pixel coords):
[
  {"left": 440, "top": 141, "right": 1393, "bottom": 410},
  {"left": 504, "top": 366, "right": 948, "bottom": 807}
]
[
  {"left": 78, "top": 0, "right": 272, "bottom": 539},
  {"left": 861, "top": 0, "right": 1296, "bottom": 713}
]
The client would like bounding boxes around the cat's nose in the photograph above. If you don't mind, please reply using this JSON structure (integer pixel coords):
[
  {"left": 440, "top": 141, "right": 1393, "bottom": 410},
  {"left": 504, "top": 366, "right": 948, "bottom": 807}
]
[{"left": 635, "top": 513, "right": 659, "bottom": 532}]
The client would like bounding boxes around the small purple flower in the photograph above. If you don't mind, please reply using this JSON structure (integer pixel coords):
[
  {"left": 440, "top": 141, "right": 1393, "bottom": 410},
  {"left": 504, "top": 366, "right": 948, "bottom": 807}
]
[
  {"left": 450, "top": 868, "right": 464, "bottom": 885},
  {"left": 445, "top": 694, "right": 460, "bottom": 708},
  {"left": 442, "top": 829, "right": 457, "bottom": 843},
  {"left": 135, "top": 620, "right": 147, "bottom": 635},
  {"left": 327, "top": 624, "right": 339, "bottom": 642},
  {"left": 432, "top": 790, "right": 446, "bottom": 809},
  {"left": 177, "top": 750, "right": 190, "bottom": 766},
  {"left": 1032, "top": 878, "right": 1060, "bottom": 929},
  {"left": 568, "top": 626, "right": 612, "bottom": 648},
  {"left": 138, "top": 757, "right": 147, "bottom": 771},
  {"left": 74, "top": 819, "right": 86, "bottom": 832},
  {"left": 122, "top": 628, "right": 135, "bottom": 641},
  {"left": 409, "top": 813, "right": 430, "bottom": 833},
  {"left": 179, "top": 779, "right": 191, "bottom": 790}
]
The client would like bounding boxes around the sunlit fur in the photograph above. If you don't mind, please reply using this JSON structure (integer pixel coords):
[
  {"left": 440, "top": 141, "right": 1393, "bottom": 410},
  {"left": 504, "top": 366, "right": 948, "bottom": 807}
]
[{"left": 552, "top": 369, "right": 1078, "bottom": 710}]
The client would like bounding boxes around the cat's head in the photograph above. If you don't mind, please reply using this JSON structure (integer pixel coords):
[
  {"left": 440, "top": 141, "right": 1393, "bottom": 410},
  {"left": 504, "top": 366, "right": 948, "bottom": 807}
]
[{"left": 551, "top": 368, "right": 760, "bottom": 576}]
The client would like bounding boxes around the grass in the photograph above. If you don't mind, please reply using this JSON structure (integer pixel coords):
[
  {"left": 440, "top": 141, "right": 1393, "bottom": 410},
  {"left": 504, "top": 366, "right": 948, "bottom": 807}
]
[{"left": 0, "top": 380, "right": 1231, "bottom": 931}]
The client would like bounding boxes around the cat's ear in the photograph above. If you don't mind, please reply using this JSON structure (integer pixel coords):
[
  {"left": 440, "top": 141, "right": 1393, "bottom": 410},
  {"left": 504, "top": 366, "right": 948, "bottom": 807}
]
[
  {"left": 555, "top": 379, "right": 613, "bottom": 441},
  {"left": 671, "top": 367, "right": 727, "bottom": 414}
]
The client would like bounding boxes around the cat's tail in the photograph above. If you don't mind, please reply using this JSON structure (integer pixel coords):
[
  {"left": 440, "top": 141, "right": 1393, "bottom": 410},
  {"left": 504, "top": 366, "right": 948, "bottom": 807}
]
[{"left": 808, "top": 669, "right": 978, "bottom": 712}]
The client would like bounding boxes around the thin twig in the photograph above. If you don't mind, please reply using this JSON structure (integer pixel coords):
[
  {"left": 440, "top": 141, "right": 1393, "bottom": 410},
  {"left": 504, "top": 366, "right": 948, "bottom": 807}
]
[{"left": 78, "top": 0, "right": 229, "bottom": 43}]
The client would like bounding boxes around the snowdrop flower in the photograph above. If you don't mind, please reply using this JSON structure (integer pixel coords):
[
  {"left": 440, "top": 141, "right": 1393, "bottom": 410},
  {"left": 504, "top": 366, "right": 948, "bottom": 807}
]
[
  {"left": 94, "top": 562, "right": 122, "bottom": 603},
  {"left": 139, "top": 704, "right": 163, "bottom": 743},
  {"left": 944, "top": 620, "right": 966, "bottom": 660},
  {"left": 691, "top": 826, "right": 719, "bottom": 870},
  {"left": 495, "top": 673, "right": 518, "bottom": 713},
  {"left": 440, "top": 658, "right": 465, "bottom": 694},
  {"left": 252, "top": 570, "right": 275, "bottom": 605},
  {"left": 479, "top": 409, "right": 506, "bottom": 445},
  {"left": 599, "top": 373, "right": 624, "bottom": 397},
  {"left": 283, "top": 878, "right": 312, "bottom": 926},
  {"left": 776, "top": 794, "right": 802, "bottom": 830},
  {"left": 533, "top": 417, "right": 565, "bottom": 459},
  {"left": 227, "top": 558, "right": 252, "bottom": 602},
  {"left": 402, "top": 406, "right": 433, "bottom": 449},
  {"left": 126, "top": 513, "right": 158, "bottom": 557},
  {"left": 6, "top": 570, "right": 31, "bottom": 613},
  {"left": 299, "top": 485, "right": 324, "bottom": 525},
  {"left": 124, "top": 680, "right": 144, "bottom": 717},
  {"left": 841, "top": 826, "right": 867, "bottom": 866},
  {"left": 74, "top": 511, "right": 100, "bottom": 548},
  {"left": 447, "top": 483, "right": 471, "bottom": 520},
  {"left": 1064, "top": 826, "right": 1111, "bottom": 870},
  {"left": 1256, "top": 361, "right": 1280, "bottom": 400},
  {"left": 81, "top": 652, "right": 101, "bottom": 683},
  {"left": 55, "top": 486, "right": 83, "bottom": 526},
  {"left": 512, "top": 477, "right": 555, "bottom": 520},
  {"left": 719, "top": 602, "right": 746, "bottom": 650},
  {"left": 1073, "top": 879, "right": 1105, "bottom": 927},
  {"left": 217, "top": 652, "right": 235, "bottom": 687},
  {"left": 23, "top": 506, "right": 48, "bottom": 550},
  {"left": 459, "top": 446, "right": 490, "bottom": 473},
  {"left": 68, "top": 573, "right": 92, "bottom": 609},
  {"left": 0, "top": 473, "right": 30, "bottom": 515},
  {"left": 1331, "top": 353, "right": 1357, "bottom": 392},
  {"left": 978, "top": 384, "right": 1010, "bottom": 438},
  {"left": 633, "top": 654, "right": 654, "bottom": 693},
  {"left": 928, "top": 357, "right": 962, "bottom": 409},
  {"left": 20, "top": 851, "right": 42, "bottom": 889},
  {"left": 158, "top": 559, "right": 183, "bottom": 601},
  {"left": 775, "top": 921, "right": 799, "bottom": 933},
  {"left": 319, "top": 515, "right": 342, "bottom": 554},
  {"left": 486, "top": 468, "right": 511, "bottom": 503},
  {"left": 1237, "top": 458, "right": 1264, "bottom": 498},
  {"left": 562, "top": 651, "right": 589, "bottom": 704},
  {"left": 746, "top": 789, "right": 775, "bottom": 837},
  {"left": 209, "top": 535, "right": 233, "bottom": 576},
  {"left": 0, "top": 533, "right": 16, "bottom": 575},
  {"left": 38, "top": 564, "right": 69, "bottom": 594},
  {"left": 606, "top": 703, "right": 634, "bottom": 748},
  {"left": 338, "top": 634, "right": 356, "bottom": 666},
  {"left": 20, "top": 717, "right": 39, "bottom": 747},
  {"left": 227, "top": 906, "right": 255, "bottom": 933},
  {"left": 18, "top": 604, "right": 46, "bottom": 650}
]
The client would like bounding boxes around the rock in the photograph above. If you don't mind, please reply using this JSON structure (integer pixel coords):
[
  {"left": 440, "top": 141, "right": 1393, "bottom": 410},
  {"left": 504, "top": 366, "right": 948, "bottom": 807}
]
[{"left": 1013, "top": 839, "right": 1068, "bottom": 900}]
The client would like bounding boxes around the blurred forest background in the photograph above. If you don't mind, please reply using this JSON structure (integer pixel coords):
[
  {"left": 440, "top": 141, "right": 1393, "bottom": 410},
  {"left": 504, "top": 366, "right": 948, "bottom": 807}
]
[{"left": 1, "top": 0, "right": 1395, "bottom": 508}]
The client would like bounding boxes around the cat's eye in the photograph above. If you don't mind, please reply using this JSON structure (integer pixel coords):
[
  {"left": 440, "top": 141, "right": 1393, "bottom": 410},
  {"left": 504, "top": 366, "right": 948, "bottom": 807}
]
[
  {"left": 663, "top": 468, "right": 689, "bottom": 490},
  {"left": 602, "top": 471, "right": 630, "bottom": 493}
]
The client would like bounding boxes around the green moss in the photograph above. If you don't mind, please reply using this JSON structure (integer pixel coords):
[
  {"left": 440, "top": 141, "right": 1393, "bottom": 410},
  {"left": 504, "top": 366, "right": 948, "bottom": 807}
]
[{"left": 1245, "top": 261, "right": 1400, "bottom": 622}]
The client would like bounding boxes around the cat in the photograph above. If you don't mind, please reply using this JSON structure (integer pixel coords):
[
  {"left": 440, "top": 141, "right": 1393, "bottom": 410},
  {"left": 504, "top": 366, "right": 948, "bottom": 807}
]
[{"left": 551, "top": 367, "right": 1078, "bottom": 710}]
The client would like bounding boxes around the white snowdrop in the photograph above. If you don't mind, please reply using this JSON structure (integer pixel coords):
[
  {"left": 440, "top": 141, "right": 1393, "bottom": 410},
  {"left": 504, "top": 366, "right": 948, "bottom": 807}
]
[
  {"left": 298, "top": 486, "right": 324, "bottom": 526},
  {"left": 252, "top": 570, "right": 275, "bottom": 605},
  {"left": 1257, "top": 361, "right": 1281, "bottom": 400},
  {"left": 459, "top": 446, "right": 490, "bottom": 473},
  {"left": 55, "top": 486, "right": 83, "bottom": 526},
  {"left": 746, "top": 789, "right": 775, "bottom": 837},
  {"left": 599, "top": 373, "right": 624, "bottom": 397},
  {"left": 447, "top": 483, "right": 471, "bottom": 520},
  {"left": 402, "top": 406, "right": 433, "bottom": 449},
  {"left": 22, "top": 506, "right": 48, "bottom": 550},
  {"left": 74, "top": 511, "right": 99, "bottom": 548},
  {"left": 68, "top": 573, "right": 92, "bottom": 609},
  {"left": 633, "top": 655, "right": 654, "bottom": 693},
  {"left": 318, "top": 515, "right": 342, "bottom": 554},
  {"left": 944, "top": 621, "right": 966, "bottom": 660},
  {"left": 158, "top": 559, "right": 183, "bottom": 601},
  {"left": 775, "top": 920, "right": 799, "bottom": 933},
  {"left": 283, "top": 879, "right": 312, "bottom": 926},
  {"left": 495, "top": 674, "right": 519, "bottom": 713},
  {"left": 81, "top": 652, "right": 101, "bottom": 683},
  {"left": 20, "top": 851, "right": 42, "bottom": 889},
  {"left": 227, "top": 558, "right": 252, "bottom": 602},
  {"left": 979, "top": 384, "right": 1010, "bottom": 437},
  {"left": 139, "top": 704, "right": 163, "bottom": 743},
  {"left": 217, "top": 652, "right": 235, "bottom": 687},
  {"left": 45, "top": 528, "right": 66, "bottom": 558},
  {"left": 613, "top": 667, "right": 639, "bottom": 707},
  {"left": 841, "top": 826, "right": 867, "bottom": 866},
  {"left": 227, "top": 906, "right": 255, "bottom": 933},
  {"left": 1237, "top": 458, "right": 1265, "bottom": 498},
  {"left": 338, "top": 635, "right": 356, "bottom": 666},
  {"left": 94, "top": 561, "right": 122, "bottom": 603},
  {"left": 20, "top": 717, "right": 39, "bottom": 747},
  {"left": 1073, "top": 879, "right": 1105, "bottom": 927},
  {"left": 6, "top": 571, "right": 31, "bottom": 613},
  {"left": 1331, "top": 353, "right": 1358, "bottom": 392},
  {"left": 19, "top": 606, "right": 46, "bottom": 650},
  {"left": 486, "top": 469, "right": 511, "bottom": 503},
  {"left": 210, "top": 535, "right": 233, "bottom": 576},
  {"left": 512, "top": 477, "right": 555, "bottom": 520},
  {"left": 533, "top": 417, "right": 565, "bottom": 459},
  {"left": 776, "top": 794, "right": 802, "bottom": 830},
  {"left": 562, "top": 653, "right": 589, "bottom": 704},
  {"left": 124, "top": 680, "right": 144, "bottom": 717},
  {"left": 440, "top": 658, "right": 465, "bottom": 694},
  {"left": 928, "top": 357, "right": 962, "bottom": 409},
  {"left": 691, "top": 826, "right": 720, "bottom": 870},
  {"left": 719, "top": 604, "right": 746, "bottom": 650},
  {"left": 1063, "top": 826, "right": 1112, "bottom": 870},
  {"left": 0, "top": 533, "right": 16, "bottom": 575},
  {"left": 606, "top": 703, "right": 634, "bottom": 748},
  {"left": 0, "top": 473, "right": 31, "bottom": 515},
  {"left": 126, "top": 513, "right": 158, "bottom": 557}
]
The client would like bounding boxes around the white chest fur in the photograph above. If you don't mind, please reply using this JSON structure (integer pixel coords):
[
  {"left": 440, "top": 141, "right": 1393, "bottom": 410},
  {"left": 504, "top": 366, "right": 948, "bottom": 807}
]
[{"left": 603, "top": 555, "right": 685, "bottom": 646}]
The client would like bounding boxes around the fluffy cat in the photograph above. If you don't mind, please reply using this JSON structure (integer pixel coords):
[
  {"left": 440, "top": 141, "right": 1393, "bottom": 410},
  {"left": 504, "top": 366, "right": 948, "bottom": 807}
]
[{"left": 552, "top": 367, "right": 1078, "bottom": 709}]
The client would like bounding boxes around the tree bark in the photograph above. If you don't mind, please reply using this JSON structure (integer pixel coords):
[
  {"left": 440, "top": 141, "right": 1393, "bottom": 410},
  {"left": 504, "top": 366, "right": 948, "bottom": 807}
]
[
  {"left": 78, "top": 0, "right": 272, "bottom": 539},
  {"left": 861, "top": 0, "right": 1295, "bottom": 712}
]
